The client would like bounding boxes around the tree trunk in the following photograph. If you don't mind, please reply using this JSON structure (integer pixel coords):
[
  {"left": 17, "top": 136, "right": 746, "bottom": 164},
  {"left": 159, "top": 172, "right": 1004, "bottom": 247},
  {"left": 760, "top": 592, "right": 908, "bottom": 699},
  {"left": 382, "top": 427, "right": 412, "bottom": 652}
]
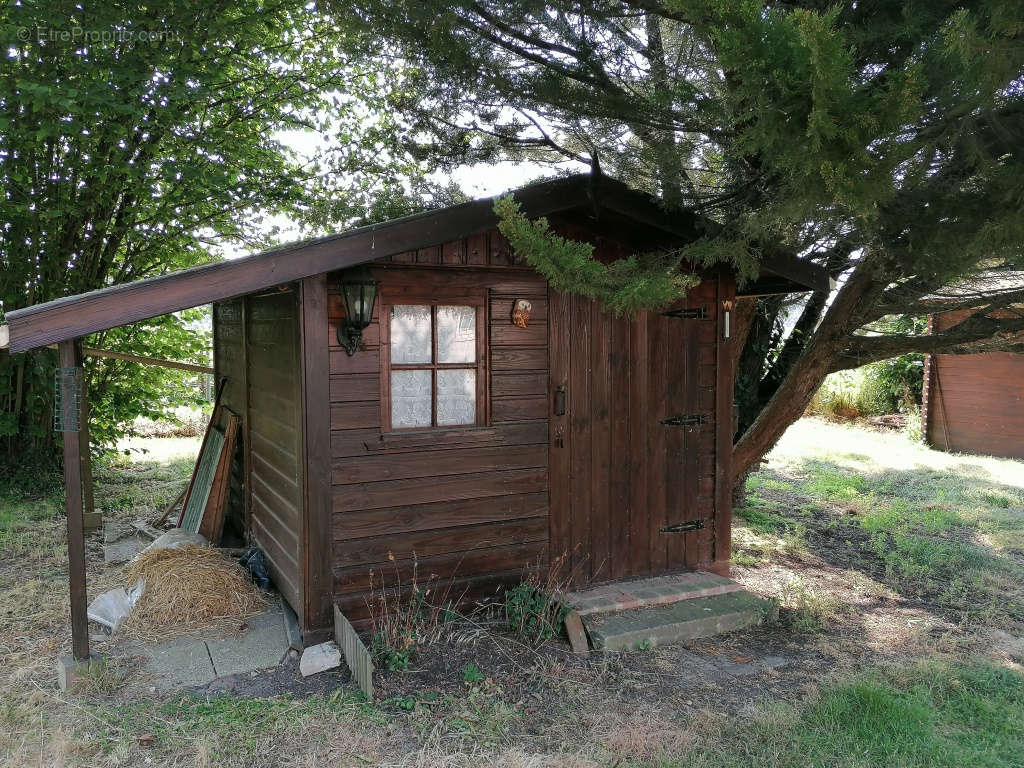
[{"left": 731, "top": 259, "right": 880, "bottom": 482}]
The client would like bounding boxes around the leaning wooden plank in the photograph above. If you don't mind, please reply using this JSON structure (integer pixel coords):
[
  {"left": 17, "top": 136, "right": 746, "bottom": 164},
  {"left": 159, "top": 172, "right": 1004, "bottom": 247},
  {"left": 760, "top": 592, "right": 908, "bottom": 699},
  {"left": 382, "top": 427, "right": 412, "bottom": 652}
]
[
  {"left": 178, "top": 378, "right": 227, "bottom": 527},
  {"left": 153, "top": 485, "right": 187, "bottom": 527},
  {"left": 179, "top": 428, "right": 225, "bottom": 534},
  {"left": 198, "top": 412, "right": 240, "bottom": 545},
  {"left": 334, "top": 605, "right": 374, "bottom": 699},
  {"left": 130, "top": 521, "right": 163, "bottom": 541}
]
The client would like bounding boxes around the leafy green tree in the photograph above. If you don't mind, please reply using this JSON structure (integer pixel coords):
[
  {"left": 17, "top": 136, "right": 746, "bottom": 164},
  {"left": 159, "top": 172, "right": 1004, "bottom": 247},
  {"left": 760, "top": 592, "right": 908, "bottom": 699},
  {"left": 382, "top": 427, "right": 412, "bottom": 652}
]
[
  {"left": 0, "top": 0, "right": 442, "bottom": 469},
  {"left": 339, "top": 0, "right": 1024, "bottom": 479}
]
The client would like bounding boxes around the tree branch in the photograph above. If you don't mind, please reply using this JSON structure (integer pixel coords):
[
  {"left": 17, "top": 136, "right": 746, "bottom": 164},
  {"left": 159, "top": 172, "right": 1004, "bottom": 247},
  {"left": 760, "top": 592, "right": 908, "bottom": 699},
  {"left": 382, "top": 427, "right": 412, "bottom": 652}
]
[{"left": 835, "top": 309, "right": 1024, "bottom": 370}]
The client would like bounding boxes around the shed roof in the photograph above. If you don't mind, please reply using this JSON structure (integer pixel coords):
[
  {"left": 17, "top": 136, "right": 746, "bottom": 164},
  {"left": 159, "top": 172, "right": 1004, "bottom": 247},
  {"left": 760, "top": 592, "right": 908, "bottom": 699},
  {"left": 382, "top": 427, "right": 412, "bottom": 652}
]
[{"left": 2, "top": 173, "right": 830, "bottom": 354}]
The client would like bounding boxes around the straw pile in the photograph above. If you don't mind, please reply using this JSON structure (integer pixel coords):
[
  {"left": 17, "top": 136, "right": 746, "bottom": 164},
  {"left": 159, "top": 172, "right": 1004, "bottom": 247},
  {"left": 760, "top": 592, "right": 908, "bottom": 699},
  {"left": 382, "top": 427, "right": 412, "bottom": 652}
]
[{"left": 119, "top": 545, "right": 267, "bottom": 640}]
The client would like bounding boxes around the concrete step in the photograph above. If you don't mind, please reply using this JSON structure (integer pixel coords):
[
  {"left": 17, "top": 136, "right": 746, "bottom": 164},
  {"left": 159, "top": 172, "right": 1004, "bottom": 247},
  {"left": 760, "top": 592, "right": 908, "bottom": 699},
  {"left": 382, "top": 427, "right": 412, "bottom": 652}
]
[
  {"left": 565, "top": 571, "right": 744, "bottom": 618},
  {"left": 585, "top": 590, "right": 778, "bottom": 651}
]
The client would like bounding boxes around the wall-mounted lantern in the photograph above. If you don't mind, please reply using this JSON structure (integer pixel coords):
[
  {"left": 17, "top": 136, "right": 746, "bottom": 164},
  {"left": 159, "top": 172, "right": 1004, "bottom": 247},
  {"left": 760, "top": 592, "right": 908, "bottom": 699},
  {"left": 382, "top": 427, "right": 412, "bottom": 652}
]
[
  {"left": 722, "top": 299, "right": 734, "bottom": 339},
  {"left": 337, "top": 265, "right": 378, "bottom": 356}
]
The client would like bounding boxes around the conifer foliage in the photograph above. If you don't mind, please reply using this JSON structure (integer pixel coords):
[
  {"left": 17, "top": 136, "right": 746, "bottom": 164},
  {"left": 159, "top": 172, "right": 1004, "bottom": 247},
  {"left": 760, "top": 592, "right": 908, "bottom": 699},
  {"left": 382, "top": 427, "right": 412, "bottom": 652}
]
[{"left": 340, "top": 0, "right": 1024, "bottom": 476}]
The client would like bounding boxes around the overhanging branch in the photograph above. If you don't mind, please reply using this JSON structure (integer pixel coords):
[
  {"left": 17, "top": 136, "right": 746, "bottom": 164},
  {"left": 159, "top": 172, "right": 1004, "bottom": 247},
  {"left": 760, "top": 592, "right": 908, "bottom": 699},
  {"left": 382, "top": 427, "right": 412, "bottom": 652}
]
[{"left": 834, "top": 311, "right": 1024, "bottom": 370}]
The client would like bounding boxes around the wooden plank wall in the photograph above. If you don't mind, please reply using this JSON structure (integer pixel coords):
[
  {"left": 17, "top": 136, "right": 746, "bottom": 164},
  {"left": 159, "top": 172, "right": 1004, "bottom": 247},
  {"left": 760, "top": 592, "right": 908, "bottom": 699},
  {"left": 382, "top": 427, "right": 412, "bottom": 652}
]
[
  {"left": 549, "top": 278, "right": 721, "bottom": 586},
  {"left": 245, "top": 288, "right": 305, "bottom": 624},
  {"left": 925, "top": 308, "right": 1024, "bottom": 459},
  {"left": 212, "top": 300, "right": 247, "bottom": 540},
  {"left": 329, "top": 231, "right": 551, "bottom": 626}
]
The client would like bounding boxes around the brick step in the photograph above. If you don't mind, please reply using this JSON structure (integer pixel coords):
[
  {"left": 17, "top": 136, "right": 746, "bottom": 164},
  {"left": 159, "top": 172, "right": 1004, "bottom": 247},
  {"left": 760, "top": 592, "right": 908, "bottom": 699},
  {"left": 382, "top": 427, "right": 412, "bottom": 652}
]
[
  {"left": 564, "top": 571, "right": 744, "bottom": 618},
  {"left": 584, "top": 591, "right": 778, "bottom": 651}
]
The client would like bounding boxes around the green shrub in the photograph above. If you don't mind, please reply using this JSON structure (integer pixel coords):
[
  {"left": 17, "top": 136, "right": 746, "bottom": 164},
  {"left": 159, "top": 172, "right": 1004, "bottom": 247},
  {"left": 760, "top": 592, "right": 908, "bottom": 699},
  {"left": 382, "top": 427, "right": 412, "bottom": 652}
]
[
  {"left": 504, "top": 583, "right": 567, "bottom": 645},
  {"left": 808, "top": 354, "right": 924, "bottom": 420}
]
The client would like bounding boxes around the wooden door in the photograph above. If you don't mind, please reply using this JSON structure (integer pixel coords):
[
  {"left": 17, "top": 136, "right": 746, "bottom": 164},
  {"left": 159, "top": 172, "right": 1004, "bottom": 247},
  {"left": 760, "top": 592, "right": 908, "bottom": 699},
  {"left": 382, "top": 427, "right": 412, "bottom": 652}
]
[{"left": 549, "top": 285, "right": 718, "bottom": 587}]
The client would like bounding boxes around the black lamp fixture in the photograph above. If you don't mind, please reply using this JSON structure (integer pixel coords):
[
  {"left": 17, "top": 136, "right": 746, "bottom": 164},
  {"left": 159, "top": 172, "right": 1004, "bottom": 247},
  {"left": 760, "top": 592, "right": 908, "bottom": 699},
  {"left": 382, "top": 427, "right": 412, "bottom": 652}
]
[{"left": 337, "top": 265, "right": 378, "bottom": 356}]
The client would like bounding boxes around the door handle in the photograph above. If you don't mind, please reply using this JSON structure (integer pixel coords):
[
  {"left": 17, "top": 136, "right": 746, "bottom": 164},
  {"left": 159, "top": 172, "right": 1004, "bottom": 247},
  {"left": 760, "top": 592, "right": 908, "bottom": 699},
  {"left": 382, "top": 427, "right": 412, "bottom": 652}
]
[{"left": 554, "top": 384, "right": 567, "bottom": 416}]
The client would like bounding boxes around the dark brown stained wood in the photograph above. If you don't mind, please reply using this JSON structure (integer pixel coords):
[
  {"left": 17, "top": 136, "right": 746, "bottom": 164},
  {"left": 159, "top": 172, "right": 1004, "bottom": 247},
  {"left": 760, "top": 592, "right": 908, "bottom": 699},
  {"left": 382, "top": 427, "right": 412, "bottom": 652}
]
[
  {"left": 198, "top": 412, "right": 240, "bottom": 545},
  {"left": 662, "top": 304, "right": 686, "bottom": 571},
  {"left": 334, "top": 517, "right": 548, "bottom": 566},
  {"left": 330, "top": 348, "right": 380, "bottom": 375},
  {"left": 491, "top": 372, "right": 547, "bottom": 397},
  {"left": 2, "top": 181, "right": 579, "bottom": 353},
  {"left": 489, "top": 230, "right": 513, "bottom": 266},
  {"left": 608, "top": 314, "right": 632, "bottom": 580},
  {"left": 680, "top": 301, "right": 702, "bottom": 570},
  {"left": 548, "top": 286, "right": 571, "bottom": 578},
  {"left": 250, "top": 475, "right": 302, "bottom": 542},
  {"left": 330, "top": 402, "right": 381, "bottom": 430},
  {"left": 714, "top": 272, "right": 736, "bottom": 569},
  {"left": 248, "top": 386, "right": 300, "bottom": 423},
  {"left": 336, "top": 568, "right": 536, "bottom": 629},
  {"left": 547, "top": 275, "right": 723, "bottom": 588},
  {"left": 490, "top": 322, "right": 547, "bottom": 347},
  {"left": 245, "top": 288, "right": 305, "bottom": 628},
  {"left": 491, "top": 396, "right": 548, "bottom": 422},
  {"left": 333, "top": 468, "right": 548, "bottom": 511},
  {"left": 59, "top": 339, "right": 89, "bottom": 661},
  {"left": 590, "top": 300, "right": 612, "bottom": 582},
  {"left": 331, "top": 422, "right": 548, "bottom": 458},
  {"left": 301, "top": 275, "right": 333, "bottom": 632},
  {"left": 628, "top": 313, "right": 650, "bottom": 577},
  {"left": 327, "top": 266, "right": 550, "bottom": 620},
  {"left": 466, "top": 232, "right": 488, "bottom": 265},
  {"left": 251, "top": 515, "right": 301, "bottom": 605},
  {"left": 491, "top": 296, "right": 548, "bottom": 322},
  {"left": 376, "top": 266, "right": 545, "bottom": 298},
  {"left": 442, "top": 239, "right": 465, "bottom": 265},
  {"left": 646, "top": 307, "right": 669, "bottom": 575},
  {"left": 492, "top": 347, "right": 548, "bottom": 371},
  {"left": 334, "top": 541, "right": 547, "bottom": 593},
  {"left": 250, "top": 424, "right": 298, "bottom": 467},
  {"left": 570, "top": 292, "right": 593, "bottom": 583},
  {"left": 327, "top": 321, "right": 381, "bottom": 349},
  {"left": 333, "top": 444, "right": 547, "bottom": 485},
  {"left": 334, "top": 493, "right": 549, "bottom": 540},
  {"left": 330, "top": 374, "right": 380, "bottom": 403},
  {"left": 7, "top": 174, "right": 825, "bottom": 354},
  {"left": 922, "top": 307, "right": 1024, "bottom": 460},
  {"left": 417, "top": 246, "right": 441, "bottom": 264},
  {"left": 212, "top": 301, "right": 248, "bottom": 534}
]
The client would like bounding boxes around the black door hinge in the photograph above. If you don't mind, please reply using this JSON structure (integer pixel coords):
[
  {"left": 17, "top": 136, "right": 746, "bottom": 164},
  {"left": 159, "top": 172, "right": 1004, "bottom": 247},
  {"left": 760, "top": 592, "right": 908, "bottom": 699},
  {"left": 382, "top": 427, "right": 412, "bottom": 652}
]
[
  {"left": 662, "top": 306, "right": 708, "bottom": 320},
  {"left": 661, "top": 519, "right": 707, "bottom": 533},
  {"left": 660, "top": 413, "right": 708, "bottom": 427}
]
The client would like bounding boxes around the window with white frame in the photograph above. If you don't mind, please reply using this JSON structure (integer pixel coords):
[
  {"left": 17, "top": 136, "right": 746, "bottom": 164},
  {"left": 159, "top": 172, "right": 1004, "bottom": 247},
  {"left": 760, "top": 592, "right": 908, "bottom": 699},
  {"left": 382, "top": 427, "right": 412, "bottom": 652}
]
[{"left": 386, "top": 304, "right": 485, "bottom": 430}]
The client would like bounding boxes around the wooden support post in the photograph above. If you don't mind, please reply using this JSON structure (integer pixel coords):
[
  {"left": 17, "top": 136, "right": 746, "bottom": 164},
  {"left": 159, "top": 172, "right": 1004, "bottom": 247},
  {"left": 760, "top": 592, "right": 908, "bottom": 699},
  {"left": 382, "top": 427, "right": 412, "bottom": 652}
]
[
  {"left": 59, "top": 339, "right": 90, "bottom": 662},
  {"left": 78, "top": 386, "right": 101, "bottom": 530}
]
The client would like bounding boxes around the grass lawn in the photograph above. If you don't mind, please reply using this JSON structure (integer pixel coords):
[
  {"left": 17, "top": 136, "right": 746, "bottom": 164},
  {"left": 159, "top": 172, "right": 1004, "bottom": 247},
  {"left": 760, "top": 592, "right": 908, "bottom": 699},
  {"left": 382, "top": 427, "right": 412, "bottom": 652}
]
[{"left": 0, "top": 418, "right": 1021, "bottom": 767}]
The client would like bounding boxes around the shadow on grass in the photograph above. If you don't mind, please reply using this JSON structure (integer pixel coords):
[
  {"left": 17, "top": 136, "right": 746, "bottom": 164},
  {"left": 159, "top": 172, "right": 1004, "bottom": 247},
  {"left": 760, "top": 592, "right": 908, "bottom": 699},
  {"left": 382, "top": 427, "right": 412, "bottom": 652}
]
[{"left": 742, "top": 455, "right": 1024, "bottom": 630}]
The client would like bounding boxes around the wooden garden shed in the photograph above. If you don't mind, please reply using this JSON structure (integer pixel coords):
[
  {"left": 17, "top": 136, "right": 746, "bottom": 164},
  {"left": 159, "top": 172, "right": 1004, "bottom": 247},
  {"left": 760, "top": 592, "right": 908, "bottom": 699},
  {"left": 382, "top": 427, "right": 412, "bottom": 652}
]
[
  {"left": 922, "top": 274, "right": 1024, "bottom": 460},
  {"left": 2, "top": 174, "right": 828, "bottom": 651}
]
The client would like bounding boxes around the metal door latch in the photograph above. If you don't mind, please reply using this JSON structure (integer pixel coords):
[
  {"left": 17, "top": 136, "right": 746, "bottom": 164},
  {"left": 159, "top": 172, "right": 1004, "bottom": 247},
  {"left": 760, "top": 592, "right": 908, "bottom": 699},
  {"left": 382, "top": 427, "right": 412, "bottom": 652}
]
[
  {"left": 660, "top": 413, "right": 707, "bottom": 427},
  {"left": 662, "top": 306, "right": 708, "bottom": 320},
  {"left": 660, "top": 519, "right": 707, "bottom": 533}
]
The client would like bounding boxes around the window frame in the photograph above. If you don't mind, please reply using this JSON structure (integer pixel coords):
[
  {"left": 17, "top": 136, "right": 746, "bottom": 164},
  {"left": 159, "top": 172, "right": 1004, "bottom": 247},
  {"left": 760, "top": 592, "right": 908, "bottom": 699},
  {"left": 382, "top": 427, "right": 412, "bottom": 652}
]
[{"left": 380, "top": 295, "right": 488, "bottom": 433}]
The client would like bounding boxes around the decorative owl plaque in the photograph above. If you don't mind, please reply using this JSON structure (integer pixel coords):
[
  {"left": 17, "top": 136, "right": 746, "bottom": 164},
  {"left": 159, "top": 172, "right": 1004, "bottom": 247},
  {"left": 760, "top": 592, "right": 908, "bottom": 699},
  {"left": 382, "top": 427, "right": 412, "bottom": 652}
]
[{"left": 511, "top": 299, "right": 532, "bottom": 328}]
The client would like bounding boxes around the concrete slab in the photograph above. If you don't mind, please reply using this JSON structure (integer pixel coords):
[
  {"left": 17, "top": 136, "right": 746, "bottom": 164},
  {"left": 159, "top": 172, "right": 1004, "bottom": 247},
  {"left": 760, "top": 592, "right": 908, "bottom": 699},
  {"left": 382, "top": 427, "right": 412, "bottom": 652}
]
[
  {"left": 206, "top": 604, "right": 289, "bottom": 677},
  {"left": 586, "top": 591, "right": 778, "bottom": 651},
  {"left": 134, "top": 635, "right": 217, "bottom": 689},
  {"left": 103, "top": 536, "right": 145, "bottom": 564}
]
